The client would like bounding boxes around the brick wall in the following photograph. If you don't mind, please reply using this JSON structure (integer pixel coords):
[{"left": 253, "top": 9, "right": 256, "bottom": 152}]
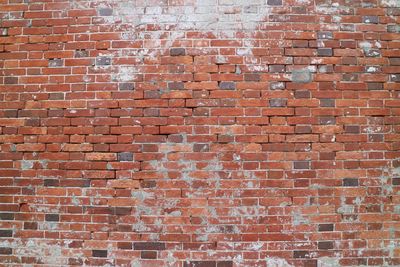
[{"left": 1, "top": 0, "right": 400, "bottom": 266}]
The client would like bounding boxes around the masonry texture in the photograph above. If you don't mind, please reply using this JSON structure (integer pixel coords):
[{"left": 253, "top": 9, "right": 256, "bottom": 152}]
[{"left": 0, "top": 0, "right": 400, "bottom": 266}]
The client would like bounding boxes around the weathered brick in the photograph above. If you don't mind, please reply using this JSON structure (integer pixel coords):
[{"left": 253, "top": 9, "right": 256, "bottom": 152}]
[
  {"left": 219, "top": 82, "right": 235, "bottom": 90},
  {"left": 269, "top": 98, "right": 287, "bottom": 107},
  {"left": 96, "top": 56, "right": 112, "bottom": 66},
  {"left": 363, "top": 16, "right": 379, "bottom": 24},
  {"left": 119, "top": 83, "right": 134, "bottom": 91},
  {"left": 267, "top": 0, "right": 282, "bottom": 5},
  {"left": 117, "top": 152, "right": 133, "bottom": 161},
  {"left": 98, "top": 8, "right": 113, "bottom": 16}
]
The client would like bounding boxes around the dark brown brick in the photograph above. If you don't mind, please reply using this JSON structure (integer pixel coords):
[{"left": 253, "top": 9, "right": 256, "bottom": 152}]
[
  {"left": 244, "top": 73, "right": 260, "bottom": 81},
  {"left": 119, "top": 83, "right": 134, "bottom": 91},
  {"left": 318, "top": 223, "right": 334, "bottom": 231},
  {"left": 117, "top": 242, "right": 132, "bottom": 249},
  {"left": 170, "top": 48, "right": 186, "bottom": 56},
  {"left": 133, "top": 242, "right": 166, "bottom": 250},
  {"left": 318, "top": 241, "right": 334, "bottom": 250},
  {"left": 0, "top": 230, "right": 12, "bottom": 237},
  {"left": 184, "top": 262, "right": 217, "bottom": 267},
  {"left": 343, "top": 178, "right": 358, "bottom": 186},
  {"left": 367, "top": 82, "right": 383, "bottom": 90},
  {"left": 294, "top": 90, "right": 311, "bottom": 99},
  {"left": 345, "top": 125, "right": 360, "bottom": 133},
  {"left": 0, "top": 213, "right": 14, "bottom": 220},
  {"left": 117, "top": 152, "right": 133, "bottom": 161},
  {"left": 4, "top": 77, "right": 18, "bottom": 84},
  {"left": 24, "top": 222, "right": 37, "bottom": 230},
  {"left": 319, "top": 116, "right": 336, "bottom": 125},
  {"left": 45, "top": 214, "right": 59, "bottom": 221},
  {"left": 217, "top": 262, "right": 233, "bottom": 267},
  {"left": 295, "top": 125, "right": 312, "bottom": 134},
  {"left": 294, "top": 161, "right": 310, "bottom": 169},
  {"left": 293, "top": 250, "right": 310, "bottom": 258},
  {"left": 269, "top": 65, "right": 285, "bottom": 72},
  {"left": 141, "top": 251, "right": 157, "bottom": 259},
  {"left": 0, "top": 247, "right": 12, "bottom": 255},
  {"left": 92, "top": 250, "right": 107, "bottom": 258},
  {"left": 317, "top": 48, "right": 333, "bottom": 57}
]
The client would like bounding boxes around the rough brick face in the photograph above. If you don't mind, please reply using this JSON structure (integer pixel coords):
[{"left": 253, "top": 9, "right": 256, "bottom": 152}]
[{"left": 0, "top": 0, "right": 400, "bottom": 266}]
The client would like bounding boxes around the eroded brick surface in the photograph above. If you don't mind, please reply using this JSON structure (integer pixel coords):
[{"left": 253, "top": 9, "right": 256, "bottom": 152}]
[{"left": 0, "top": 0, "right": 400, "bottom": 266}]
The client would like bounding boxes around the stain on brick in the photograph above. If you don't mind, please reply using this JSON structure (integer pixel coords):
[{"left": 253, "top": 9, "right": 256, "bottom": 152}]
[{"left": 48, "top": 58, "right": 63, "bottom": 67}]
